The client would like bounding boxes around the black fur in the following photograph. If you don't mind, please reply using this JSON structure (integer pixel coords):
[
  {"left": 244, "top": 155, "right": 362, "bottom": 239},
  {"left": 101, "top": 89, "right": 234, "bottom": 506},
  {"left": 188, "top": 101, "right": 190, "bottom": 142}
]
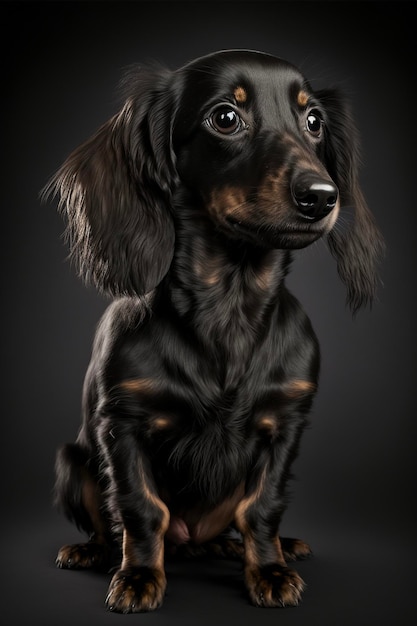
[{"left": 46, "top": 50, "right": 383, "bottom": 612}]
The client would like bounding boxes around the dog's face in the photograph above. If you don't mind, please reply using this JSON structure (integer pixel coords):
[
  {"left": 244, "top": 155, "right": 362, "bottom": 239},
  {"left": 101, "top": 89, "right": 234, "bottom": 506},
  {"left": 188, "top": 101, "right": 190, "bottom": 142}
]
[{"left": 173, "top": 50, "right": 340, "bottom": 249}]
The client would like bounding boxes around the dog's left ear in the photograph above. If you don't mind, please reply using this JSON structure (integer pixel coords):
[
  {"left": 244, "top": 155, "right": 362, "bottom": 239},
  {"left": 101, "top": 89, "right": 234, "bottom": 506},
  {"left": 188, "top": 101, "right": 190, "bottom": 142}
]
[
  {"left": 316, "top": 89, "right": 385, "bottom": 313},
  {"left": 44, "top": 66, "right": 178, "bottom": 296}
]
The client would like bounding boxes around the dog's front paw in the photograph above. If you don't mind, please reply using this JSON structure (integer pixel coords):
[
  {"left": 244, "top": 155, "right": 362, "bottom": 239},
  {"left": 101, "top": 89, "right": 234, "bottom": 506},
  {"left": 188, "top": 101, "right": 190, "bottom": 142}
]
[
  {"left": 245, "top": 564, "right": 305, "bottom": 608},
  {"left": 56, "top": 542, "right": 108, "bottom": 569},
  {"left": 105, "top": 567, "right": 166, "bottom": 613}
]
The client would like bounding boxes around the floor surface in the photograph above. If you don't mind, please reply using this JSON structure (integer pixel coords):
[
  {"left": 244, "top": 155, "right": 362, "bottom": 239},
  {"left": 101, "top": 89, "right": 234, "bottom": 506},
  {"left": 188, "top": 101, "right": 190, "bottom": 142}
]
[{"left": 3, "top": 511, "right": 415, "bottom": 626}]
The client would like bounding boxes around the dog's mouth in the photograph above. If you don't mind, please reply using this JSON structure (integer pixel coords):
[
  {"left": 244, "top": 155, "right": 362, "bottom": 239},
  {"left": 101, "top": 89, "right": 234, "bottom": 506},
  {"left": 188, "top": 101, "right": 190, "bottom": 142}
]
[{"left": 225, "top": 216, "right": 327, "bottom": 249}]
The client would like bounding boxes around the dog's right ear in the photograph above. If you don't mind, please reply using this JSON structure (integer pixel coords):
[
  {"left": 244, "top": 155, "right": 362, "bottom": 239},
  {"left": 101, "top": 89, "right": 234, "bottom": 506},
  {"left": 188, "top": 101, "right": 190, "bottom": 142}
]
[
  {"left": 316, "top": 88, "right": 385, "bottom": 313},
  {"left": 43, "top": 66, "right": 178, "bottom": 296}
]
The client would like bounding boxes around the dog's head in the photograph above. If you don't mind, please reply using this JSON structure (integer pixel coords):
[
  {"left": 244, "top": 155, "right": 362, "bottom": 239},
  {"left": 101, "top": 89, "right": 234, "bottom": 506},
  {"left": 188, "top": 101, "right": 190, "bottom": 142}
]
[
  {"left": 45, "top": 50, "right": 383, "bottom": 311},
  {"left": 174, "top": 50, "right": 340, "bottom": 250}
]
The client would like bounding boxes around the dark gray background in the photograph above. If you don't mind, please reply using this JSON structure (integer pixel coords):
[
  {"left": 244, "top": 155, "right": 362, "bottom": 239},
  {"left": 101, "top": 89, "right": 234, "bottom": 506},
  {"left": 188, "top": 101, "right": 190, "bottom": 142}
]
[{"left": 2, "top": 1, "right": 416, "bottom": 624}]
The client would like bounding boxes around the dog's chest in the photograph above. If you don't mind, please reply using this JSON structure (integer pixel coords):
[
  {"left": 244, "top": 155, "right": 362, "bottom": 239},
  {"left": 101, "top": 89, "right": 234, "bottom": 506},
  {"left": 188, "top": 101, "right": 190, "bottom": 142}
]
[
  {"left": 152, "top": 418, "right": 253, "bottom": 506},
  {"left": 114, "top": 311, "right": 283, "bottom": 502},
  {"left": 147, "top": 380, "right": 258, "bottom": 505}
]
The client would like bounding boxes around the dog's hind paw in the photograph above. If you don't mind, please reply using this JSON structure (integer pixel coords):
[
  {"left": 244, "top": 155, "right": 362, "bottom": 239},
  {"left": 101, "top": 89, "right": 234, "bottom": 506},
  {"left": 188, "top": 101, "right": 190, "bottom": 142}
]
[
  {"left": 56, "top": 541, "right": 109, "bottom": 570},
  {"left": 280, "top": 537, "right": 313, "bottom": 561}
]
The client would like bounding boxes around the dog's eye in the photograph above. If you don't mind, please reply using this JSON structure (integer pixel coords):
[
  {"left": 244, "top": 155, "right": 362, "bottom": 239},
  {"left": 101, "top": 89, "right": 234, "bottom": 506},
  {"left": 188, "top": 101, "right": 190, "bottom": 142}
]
[
  {"left": 208, "top": 107, "right": 243, "bottom": 135},
  {"left": 306, "top": 110, "right": 323, "bottom": 137}
]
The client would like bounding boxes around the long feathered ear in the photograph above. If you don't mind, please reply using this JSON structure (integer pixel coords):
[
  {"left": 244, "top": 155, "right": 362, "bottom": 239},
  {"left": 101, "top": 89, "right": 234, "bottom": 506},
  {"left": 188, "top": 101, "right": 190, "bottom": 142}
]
[
  {"left": 43, "top": 66, "right": 178, "bottom": 296},
  {"left": 316, "top": 89, "right": 385, "bottom": 313}
]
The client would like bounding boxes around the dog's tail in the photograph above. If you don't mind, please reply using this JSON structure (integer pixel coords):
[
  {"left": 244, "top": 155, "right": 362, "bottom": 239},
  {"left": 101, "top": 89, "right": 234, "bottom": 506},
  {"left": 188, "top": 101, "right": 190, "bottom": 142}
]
[{"left": 54, "top": 443, "right": 95, "bottom": 535}]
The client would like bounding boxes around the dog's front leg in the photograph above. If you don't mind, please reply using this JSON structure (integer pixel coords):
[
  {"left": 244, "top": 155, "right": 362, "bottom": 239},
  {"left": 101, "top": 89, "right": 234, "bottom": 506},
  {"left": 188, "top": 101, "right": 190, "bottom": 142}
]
[
  {"left": 235, "top": 412, "right": 308, "bottom": 608},
  {"left": 98, "top": 417, "right": 169, "bottom": 613}
]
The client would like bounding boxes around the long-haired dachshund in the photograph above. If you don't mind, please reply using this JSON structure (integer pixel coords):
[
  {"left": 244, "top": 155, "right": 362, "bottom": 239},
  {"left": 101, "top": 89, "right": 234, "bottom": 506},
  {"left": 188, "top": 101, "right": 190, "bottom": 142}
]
[{"left": 46, "top": 50, "right": 383, "bottom": 612}]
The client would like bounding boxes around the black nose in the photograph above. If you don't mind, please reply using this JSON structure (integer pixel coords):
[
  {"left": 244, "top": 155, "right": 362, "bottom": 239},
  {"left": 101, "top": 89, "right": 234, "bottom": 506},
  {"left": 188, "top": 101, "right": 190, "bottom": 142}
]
[{"left": 292, "top": 174, "right": 338, "bottom": 221}]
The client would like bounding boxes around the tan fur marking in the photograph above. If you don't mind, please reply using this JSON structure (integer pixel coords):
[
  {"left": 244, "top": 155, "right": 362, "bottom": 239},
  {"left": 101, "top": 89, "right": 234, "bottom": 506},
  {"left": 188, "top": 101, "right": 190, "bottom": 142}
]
[
  {"left": 273, "top": 535, "right": 286, "bottom": 564},
  {"left": 121, "top": 530, "right": 138, "bottom": 568},
  {"left": 142, "top": 484, "right": 170, "bottom": 538},
  {"left": 194, "top": 251, "right": 226, "bottom": 287},
  {"left": 252, "top": 252, "right": 279, "bottom": 291},
  {"left": 235, "top": 467, "right": 267, "bottom": 536},
  {"left": 234, "top": 86, "right": 247, "bottom": 103},
  {"left": 254, "top": 265, "right": 274, "bottom": 291},
  {"left": 257, "top": 414, "right": 279, "bottom": 436},
  {"left": 258, "top": 416, "right": 276, "bottom": 430},
  {"left": 242, "top": 534, "right": 259, "bottom": 568},
  {"left": 255, "top": 267, "right": 274, "bottom": 291},
  {"left": 142, "top": 486, "right": 170, "bottom": 571},
  {"left": 119, "top": 378, "right": 156, "bottom": 395},
  {"left": 208, "top": 186, "right": 248, "bottom": 222},
  {"left": 151, "top": 416, "right": 173, "bottom": 431},
  {"left": 236, "top": 469, "right": 287, "bottom": 571},
  {"left": 203, "top": 267, "right": 222, "bottom": 286},
  {"left": 284, "top": 379, "right": 317, "bottom": 398},
  {"left": 121, "top": 463, "right": 170, "bottom": 572},
  {"left": 297, "top": 90, "right": 309, "bottom": 107},
  {"left": 187, "top": 482, "right": 245, "bottom": 544},
  {"left": 256, "top": 170, "right": 290, "bottom": 219}
]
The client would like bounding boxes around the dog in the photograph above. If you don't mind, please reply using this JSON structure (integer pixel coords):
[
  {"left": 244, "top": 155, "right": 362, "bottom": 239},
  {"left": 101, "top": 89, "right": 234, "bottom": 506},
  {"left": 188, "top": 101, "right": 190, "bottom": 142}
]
[{"left": 46, "top": 49, "right": 383, "bottom": 612}]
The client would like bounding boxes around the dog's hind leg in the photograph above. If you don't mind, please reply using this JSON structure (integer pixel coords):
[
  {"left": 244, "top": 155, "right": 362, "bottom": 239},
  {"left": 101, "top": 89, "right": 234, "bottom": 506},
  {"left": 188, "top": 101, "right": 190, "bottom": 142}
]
[{"left": 54, "top": 442, "right": 111, "bottom": 570}]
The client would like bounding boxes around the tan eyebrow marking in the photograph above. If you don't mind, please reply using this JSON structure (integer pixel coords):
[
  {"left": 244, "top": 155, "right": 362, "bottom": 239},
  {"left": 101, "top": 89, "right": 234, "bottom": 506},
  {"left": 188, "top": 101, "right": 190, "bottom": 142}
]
[
  {"left": 234, "top": 86, "right": 247, "bottom": 103},
  {"left": 283, "top": 379, "right": 317, "bottom": 398},
  {"left": 297, "top": 90, "right": 309, "bottom": 107},
  {"left": 119, "top": 378, "right": 157, "bottom": 394}
]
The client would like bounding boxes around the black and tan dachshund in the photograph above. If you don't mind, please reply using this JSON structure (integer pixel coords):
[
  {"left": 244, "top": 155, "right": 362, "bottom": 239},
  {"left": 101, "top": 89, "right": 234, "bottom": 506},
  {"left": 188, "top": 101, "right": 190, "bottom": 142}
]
[{"left": 46, "top": 50, "right": 383, "bottom": 612}]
